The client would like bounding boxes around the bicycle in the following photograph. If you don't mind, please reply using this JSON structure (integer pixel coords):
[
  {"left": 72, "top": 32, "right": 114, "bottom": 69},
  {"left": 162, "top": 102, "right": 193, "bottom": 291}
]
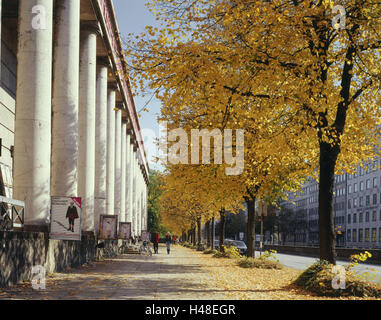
[
  {"left": 118, "top": 241, "right": 129, "bottom": 254},
  {"left": 139, "top": 241, "right": 153, "bottom": 256}
]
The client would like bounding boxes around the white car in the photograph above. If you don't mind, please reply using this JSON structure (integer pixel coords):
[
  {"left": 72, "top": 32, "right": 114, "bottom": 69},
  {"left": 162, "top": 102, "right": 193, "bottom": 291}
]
[{"left": 224, "top": 239, "right": 247, "bottom": 255}]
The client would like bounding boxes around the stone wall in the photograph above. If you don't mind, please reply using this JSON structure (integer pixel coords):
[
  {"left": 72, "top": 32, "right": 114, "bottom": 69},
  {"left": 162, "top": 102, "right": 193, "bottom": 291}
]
[
  {"left": 0, "top": 231, "right": 120, "bottom": 287},
  {"left": 264, "top": 244, "right": 381, "bottom": 265}
]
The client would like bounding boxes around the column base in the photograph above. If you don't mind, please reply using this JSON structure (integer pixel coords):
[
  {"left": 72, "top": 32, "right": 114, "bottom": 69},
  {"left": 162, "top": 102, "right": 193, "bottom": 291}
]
[
  {"left": 82, "top": 230, "right": 95, "bottom": 237},
  {"left": 24, "top": 225, "right": 49, "bottom": 233}
]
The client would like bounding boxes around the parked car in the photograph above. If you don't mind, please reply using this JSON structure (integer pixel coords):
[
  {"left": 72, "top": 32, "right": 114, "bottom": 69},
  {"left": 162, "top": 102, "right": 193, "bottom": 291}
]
[{"left": 224, "top": 239, "right": 247, "bottom": 255}]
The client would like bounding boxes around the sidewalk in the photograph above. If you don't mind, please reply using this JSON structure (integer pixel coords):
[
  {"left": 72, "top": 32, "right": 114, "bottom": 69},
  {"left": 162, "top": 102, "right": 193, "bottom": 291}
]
[
  {"left": 0, "top": 244, "right": 228, "bottom": 300},
  {"left": 0, "top": 244, "right": 379, "bottom": 300}
]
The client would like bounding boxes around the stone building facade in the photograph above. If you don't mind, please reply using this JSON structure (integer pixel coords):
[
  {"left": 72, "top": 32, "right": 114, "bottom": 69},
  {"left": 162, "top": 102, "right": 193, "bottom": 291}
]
[
  {"left": 282, "top": 158, "right": 381, "bottom": 249},
  {"left": 0, "top": 0, "right": 149, "bottom": 237}
]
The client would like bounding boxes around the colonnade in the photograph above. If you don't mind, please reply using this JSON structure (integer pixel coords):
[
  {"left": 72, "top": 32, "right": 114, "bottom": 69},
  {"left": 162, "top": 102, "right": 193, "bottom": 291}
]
[{"left": 12, "top": 0, "right": 148, "bottom": 237}]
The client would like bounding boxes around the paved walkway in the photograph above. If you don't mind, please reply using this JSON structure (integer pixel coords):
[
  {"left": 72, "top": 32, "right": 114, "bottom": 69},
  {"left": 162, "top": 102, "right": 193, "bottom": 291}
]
[{"left": 0, "top": 244, "right": 229, "bottom": 300}]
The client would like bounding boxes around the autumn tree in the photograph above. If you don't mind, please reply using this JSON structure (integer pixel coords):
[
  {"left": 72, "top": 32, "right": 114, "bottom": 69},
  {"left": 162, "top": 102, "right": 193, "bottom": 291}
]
[{"left": 125, "top": 0, "right": 381, "bottom": 264}]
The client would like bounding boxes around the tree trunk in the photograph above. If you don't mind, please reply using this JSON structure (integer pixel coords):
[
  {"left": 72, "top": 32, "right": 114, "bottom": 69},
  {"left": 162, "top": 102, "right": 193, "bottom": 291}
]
[
  {"left": 192, "top": 226, "right": 196, "bottom": 246},
  {"left": 211, "top": 217, "right": 215, "bottom": 250},
  {"left": 206, "top": 220, "right": 211, "bottom": 248},
  {"left": 246, "top": 196, "right": 256, "bottom": 258},
  {"left": 219, "top": 209, "right": 226, "bottom": 252},
  {"left": 318, "top": 141, "right": 339, "bottom": 264},
  {"left": 197, "top": 217, "right": 203, "bottom": 250}
]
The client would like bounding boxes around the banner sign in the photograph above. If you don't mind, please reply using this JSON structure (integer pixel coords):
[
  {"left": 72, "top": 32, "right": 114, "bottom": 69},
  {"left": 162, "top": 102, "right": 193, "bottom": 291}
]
[
  {"left": 50, "top": 197, "right": 82, "bottom": 241},
  {"left": 119, "top": 222, "right": 131, "bottom": 240},
  {"left": 0, "top": 162, "right": 13, "bottom": 198},
  {"left": 99, "top": 215, "right": 118, "bottom": 240}
]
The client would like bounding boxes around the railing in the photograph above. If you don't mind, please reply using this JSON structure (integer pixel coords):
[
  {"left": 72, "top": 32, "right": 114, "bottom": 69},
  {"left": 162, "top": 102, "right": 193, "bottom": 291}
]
[{"left": 0, "top": 196, "right": 25, "bottom": 231}]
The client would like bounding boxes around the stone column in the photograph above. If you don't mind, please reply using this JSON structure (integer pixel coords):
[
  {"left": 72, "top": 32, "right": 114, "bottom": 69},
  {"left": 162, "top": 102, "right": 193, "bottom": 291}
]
[
  {"left": 138, "top": 171, "right": 142, "bottom": 234},
  {"left": 134, "top": 149, "right": 139, "bottom": 235},
  {"left": 14, "top": 0, "right": 53, "bottom": 230},
  {"left": 78, "top": 22, "right": 99, "bottom": 233},
  {"left": 126, "top": 133, "right": 132, "bottom": 223},
  {"left": 51, "top": 0, "right": 80, "bottom": 198},
  {"left": 94, "top": 58, "right": 109, "bottom": 234},
  {"left": 120, "top": 121, "right": 127, "bottom": 222},
  {"left": 114, "top": 107, "right": 122, "bottom": 220},
  {"left": 140, "top": 171, "right": 144, "bottom": 234},
  {"left": 132, "top": 147, "right": 137, "bottom": 236},
  {"left": 0, "top": 0, "right": 2, "bottom": 77},
  {"left": 106, "top": 87, "right": 116, "bottom": 215}
]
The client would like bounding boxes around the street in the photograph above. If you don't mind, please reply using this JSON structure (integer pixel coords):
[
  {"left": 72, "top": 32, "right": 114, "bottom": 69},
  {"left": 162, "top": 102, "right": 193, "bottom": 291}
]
[{"left": 256, "top": 252, "right": 381, "bottom": 282}]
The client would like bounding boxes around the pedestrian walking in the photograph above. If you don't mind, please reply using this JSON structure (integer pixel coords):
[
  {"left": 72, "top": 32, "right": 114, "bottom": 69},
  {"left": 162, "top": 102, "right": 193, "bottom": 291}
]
[
  {"left": 152, "top": 232, "right": 159, "bottom": 254},
  {"left": 165, "top": 232, "right": 172, "bottom": 254}
]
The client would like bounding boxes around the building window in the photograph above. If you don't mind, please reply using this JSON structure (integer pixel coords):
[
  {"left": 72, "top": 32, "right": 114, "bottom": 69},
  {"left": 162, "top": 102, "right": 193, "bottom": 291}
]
[
  {"left": 373, "top": 194, "right": 377, "bottom": 205},
  {"left": 366, "top": 179, "right": 371, "bottom": 189},
  {"left": 359, "top": 197, "right": 363, "bottom": 207},
  {"left": 353, "top": 213, "right": 357, "bottom": 223},
  {"left": 348, "top": 214, "right": 351, "bottom": 224},
  {"left": 348, "top": 199, "right": 351, "bottom": 209},
  {"left": 373, "top": 177, "right": 378, "bottom": 188},
  {"left": 353, "top": 229, "right": 357, "bottom": 242},
  {"left": 348, "top": 185, "right": 352, "bottom": 194},
  {"left": 365, "top": 229, "right": 369, "bottom": 242},
  {"left": 359, "top": 229, "right": 363, "bottom": 242},
  {"left": 372, "top": 228, "right": 377, "bottom": 242},
  {"left": 354, "top": 198, "right": 358, "bottom": 208},
  {"left": 365, "top": 212, "right": 369, "bottom": 222},
  {"left": 372, "top": 211, "right": 376, "bottom": 222},
  {"left": 366, "top": 195, "right": 370, "bottom": 206},
  {"left": 347, "top": 229, "right": 351, "bottom": 241},
  {"left": 360, "top": 181, "right": 364, "bottom": 191},
  {"left": 379, "top": 228, "right": 381, "bottom": 242},
  {"left": 354, "top": 183, "right": 358, "bottom": 193},
  {"left": 359, "top": 212, "right": 363, "bottom": 223},
  {"left": 1, "top": 40, "right": 18, "bottom": 97}
]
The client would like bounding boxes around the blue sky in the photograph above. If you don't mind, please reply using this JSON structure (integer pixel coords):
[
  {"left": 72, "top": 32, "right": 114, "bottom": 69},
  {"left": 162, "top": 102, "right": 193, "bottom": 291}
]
[{"left": 113, "top": 0, "right": 162, "bottom": 171}]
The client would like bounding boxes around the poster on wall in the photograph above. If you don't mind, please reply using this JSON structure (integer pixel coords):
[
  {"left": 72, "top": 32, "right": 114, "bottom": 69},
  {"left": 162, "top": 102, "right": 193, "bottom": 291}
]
[
  {"left": 99, "top": 215, "right": 118, "bottom": 240},
  {"left": 50, "top": 197, "right": 82, "bottom": 241},
  {"left": 119, "top": 222, "right": 131, "bottom": 240},
  {"left": 141, "top": 230, "right": 151, "bottom": 242}
]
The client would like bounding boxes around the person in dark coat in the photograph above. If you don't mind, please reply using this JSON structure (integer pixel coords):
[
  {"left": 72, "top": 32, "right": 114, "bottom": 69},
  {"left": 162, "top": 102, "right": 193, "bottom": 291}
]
[
  {"left": 152, "top": 232, "right": 159, "bottom": 254},
  {"left": 66, "top": 201, "right": 78, "bottom": 232},
  {"left": 165, "top": 232, "right": 172, "bottom": 254}
]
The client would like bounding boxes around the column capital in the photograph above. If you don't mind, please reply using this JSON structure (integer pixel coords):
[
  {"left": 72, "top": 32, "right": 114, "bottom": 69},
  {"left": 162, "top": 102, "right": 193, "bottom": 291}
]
[
  {"left": 116, "top": 102, "right": 125, "bottom": 110},
  {"left": 97, "top": 56, "right": 111, "bottom": 68},
  {"left": 108, "top": 82, "right": 119, "bottom": 92},
  {"left": 81, "top": 21, "right": 101, "bottom": 36}
]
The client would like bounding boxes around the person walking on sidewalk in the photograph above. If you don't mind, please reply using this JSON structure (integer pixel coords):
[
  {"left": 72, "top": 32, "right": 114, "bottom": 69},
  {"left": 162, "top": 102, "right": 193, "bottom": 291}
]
[
  {"left": 165, "top": 232, "right": 172, "bottom": 254},
  {"left": 152, "top": 232, "right": 159, "bottom": 254}
]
